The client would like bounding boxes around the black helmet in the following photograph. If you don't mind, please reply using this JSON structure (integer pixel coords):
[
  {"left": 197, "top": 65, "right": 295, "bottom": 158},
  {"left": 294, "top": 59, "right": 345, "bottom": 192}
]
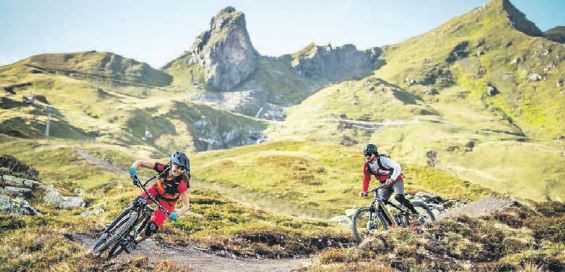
[
  {"left": 363, "top": 144, "right": 378, "bottom": 155},
  {"left": 170, "top": 151, "right": 190, "bottom": 170}
]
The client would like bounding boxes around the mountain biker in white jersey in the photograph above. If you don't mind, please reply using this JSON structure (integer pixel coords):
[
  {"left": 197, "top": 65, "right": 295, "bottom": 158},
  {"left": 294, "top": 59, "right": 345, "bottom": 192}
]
[{"left": 360, "top": 143, "right": 423, "bottom": 224}]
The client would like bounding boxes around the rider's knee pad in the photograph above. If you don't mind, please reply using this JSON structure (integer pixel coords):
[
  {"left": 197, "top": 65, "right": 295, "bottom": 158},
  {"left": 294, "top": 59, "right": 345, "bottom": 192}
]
[
  {"left": 395, "top": 194, "right": 408, "bottom": 203},
  {"left": 145, "top": 221, "right": 159, "bottom": 237}
]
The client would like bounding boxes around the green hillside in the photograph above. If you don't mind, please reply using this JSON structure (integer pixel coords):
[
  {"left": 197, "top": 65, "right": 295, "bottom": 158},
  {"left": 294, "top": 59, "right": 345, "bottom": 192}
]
[
  {"left": 0, "top": 59, "right": 266, "bottom": 153},
  {"left": 0, "top": 0, "right": 563, "bottom": 270},
  {"left": 266, "top": 0, "right": 564, "bottom": 202},
  {"left": 192, "top": 140, "right": 493, "bottom": 218},
  {"left": 374, "top": 0, "right": 564, "bottom": 139},
  {"left": 9, "top": 51, "right": 173, "bottom": 87},
  {"left": 0, "top": 137, "right": 351, "bottom": 270}
]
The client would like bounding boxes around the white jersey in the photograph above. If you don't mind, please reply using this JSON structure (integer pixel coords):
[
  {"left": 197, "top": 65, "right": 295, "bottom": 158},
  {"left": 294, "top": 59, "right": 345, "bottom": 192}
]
[{"left": 367, "top": 156, "right": 402, "bottom": 180}]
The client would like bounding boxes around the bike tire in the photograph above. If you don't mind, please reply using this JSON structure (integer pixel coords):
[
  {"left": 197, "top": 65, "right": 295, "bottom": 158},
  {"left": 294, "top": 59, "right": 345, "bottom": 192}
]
[
  {"left": 411, "top": 201, "right": 436, "bottom": 224},
  {"left": 352, "top": 206, "right": 388, "bottom": 243},
  {"left": 87, "top": 210, "right": 139, "bottom": 256},
  {"left": 106, "top": 213, "right": 150, "bottom": 259}
]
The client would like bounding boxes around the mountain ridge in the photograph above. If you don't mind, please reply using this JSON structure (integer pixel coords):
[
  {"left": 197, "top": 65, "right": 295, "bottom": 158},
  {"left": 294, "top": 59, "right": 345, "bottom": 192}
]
[{"left": 19, "top": 51, "right": 172, "bottom": 87}]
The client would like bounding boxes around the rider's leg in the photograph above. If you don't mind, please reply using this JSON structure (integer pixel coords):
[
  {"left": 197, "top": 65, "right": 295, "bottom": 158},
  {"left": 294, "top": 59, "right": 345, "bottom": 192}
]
[
  {"left": 135, "top": 210, "right": 166, "bottom": 243},
  {"left": 135, "top": 220, "right": 159, "bottom": 243},
  {"left": 378, "top": 185, "right": 393, "bottom": 201},
  {"left": 392, "top": 181, "right": 419, "bottom": 214},
  {"left": 134, "top": 185, "right": 163, "bottom": 243}
]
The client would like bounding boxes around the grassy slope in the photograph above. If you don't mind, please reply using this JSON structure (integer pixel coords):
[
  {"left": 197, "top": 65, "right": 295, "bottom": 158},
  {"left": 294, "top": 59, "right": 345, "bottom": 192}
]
[
  {"left": 264, "top": 0, "right": 564, "bottom": 202},
  {"left": 0, "top": 62, "right": 266, "bottom": 154},
  {"left": 306, "top": 204, "right": 565, "bottom": 271},
  {"left": 192, "top": 140, "right": 493, "bottom": 218},
  {"left": 265, "top": 73, "right": 563, "bottom": 202},
  {"left": 19, "top": 51, "right": 172, "bottom": 86},
  {"left": 373, "top": 0, "right": 564, "bottom": 139},
  {"left": 368, "top": 0, "right": 565, "bottom": 201},
  {"left": 0, "top": 137, "right": 351, "bottom": 271}
]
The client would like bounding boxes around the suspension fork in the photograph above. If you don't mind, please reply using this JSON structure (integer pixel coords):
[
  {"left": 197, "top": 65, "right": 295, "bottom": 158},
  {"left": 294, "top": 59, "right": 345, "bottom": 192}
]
[{"left": 135, "top": 208, "right": 153, "bottom": 236}]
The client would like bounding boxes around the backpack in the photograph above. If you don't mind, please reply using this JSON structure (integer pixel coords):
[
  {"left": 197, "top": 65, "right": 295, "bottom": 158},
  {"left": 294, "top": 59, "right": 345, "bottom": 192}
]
[
  {"left": 155, "top": 165, "right": 190, "bottom": 202},
  {"left": 365, "top": 154, "right": 394, "bottom": 176}
]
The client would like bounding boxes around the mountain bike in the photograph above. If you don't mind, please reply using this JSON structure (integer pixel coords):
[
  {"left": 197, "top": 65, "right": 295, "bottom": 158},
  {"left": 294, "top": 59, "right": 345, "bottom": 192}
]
[
  {"left": 87, "top": 173, "right": 171, "bottom": 258},
  {"left": 352, "top": 183, "right": 436, "bottom": 243}
]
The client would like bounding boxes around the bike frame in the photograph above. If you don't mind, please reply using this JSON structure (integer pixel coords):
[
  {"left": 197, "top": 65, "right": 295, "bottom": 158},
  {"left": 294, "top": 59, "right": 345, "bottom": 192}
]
[
  {"left": 368, "top": 184, "right": 411, "bottom": 228},
  {"left": 103, "top": 172, "right": 171, "bottom": 235}
]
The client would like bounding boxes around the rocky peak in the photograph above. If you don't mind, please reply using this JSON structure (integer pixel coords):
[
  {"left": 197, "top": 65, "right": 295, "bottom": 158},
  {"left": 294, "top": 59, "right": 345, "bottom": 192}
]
[
  {"left": 289, "top": 43, "right": 382, "bottom": 82},
  {"left": 185, "top": 7, "right": 259, "bottom": 91},
  {"left": 488, "top": 0, "right": 543, "bottom": 37},
  {"left": 210, "top": 7, "right": 240, "bottom": 32}
]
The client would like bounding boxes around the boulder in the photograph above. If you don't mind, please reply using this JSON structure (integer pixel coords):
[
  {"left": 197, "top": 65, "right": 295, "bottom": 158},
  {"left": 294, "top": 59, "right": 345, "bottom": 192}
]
[
  {"left": 80, "top": 207, "right": 105, "bottom": 217},
  {"left": 465, "top": 141, "right": 476, "bottom": 152},
  {"left": 4, "top": 186, "right": 32, "bottom": 198},
  {"left": 1, "top": 175, "right": 35, "bottom": 188},
  {"left": 426, "top": 150, "right": 437, "bottom": 167},
  {"left": 0, "top": 194, "right": 41, "bottom": 215},
  {"left": 43, "top": 187, "right": 85, "bottom": 209},
  {"left": 329, "top": 215, "right": 352, "bottom": 226},
  {"left": 528, "top": 73, "right": 542, "bottom": 82},
  {"left": 345, "top": 208, "right": 358, "bottom": 218},
  {"left": 486, "top": 85, "right": 499, "bottom": 96}
]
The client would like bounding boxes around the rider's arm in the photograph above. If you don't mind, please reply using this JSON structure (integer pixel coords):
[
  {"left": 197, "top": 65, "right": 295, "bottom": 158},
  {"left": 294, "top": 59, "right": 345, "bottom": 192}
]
[
  {"left": 176, "top": 191, "right": 190, "bottom": 216},
  {"left": 131, "top": 160, "right": 155, "bottom": 170},
  {"left": 380, "top": 157, "right": 401, "bottom": 180},
  {"left": 362, "top": 162, "right": 371, "bottom": 193}
]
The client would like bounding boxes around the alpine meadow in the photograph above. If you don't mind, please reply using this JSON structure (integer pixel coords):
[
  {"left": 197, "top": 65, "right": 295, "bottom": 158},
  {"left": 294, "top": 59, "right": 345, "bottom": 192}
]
[{"left": 0, "top": 0, "right": 563, "bottom": 271}]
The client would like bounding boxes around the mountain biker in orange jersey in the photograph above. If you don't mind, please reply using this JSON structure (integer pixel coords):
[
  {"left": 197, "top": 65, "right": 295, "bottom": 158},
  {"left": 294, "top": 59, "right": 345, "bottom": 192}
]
[
  {"left": 360, "top": 144, "right": 423, "bottom": 222},
  {"left": 128, "top": 151, "right": 191, "bottom": 243}
]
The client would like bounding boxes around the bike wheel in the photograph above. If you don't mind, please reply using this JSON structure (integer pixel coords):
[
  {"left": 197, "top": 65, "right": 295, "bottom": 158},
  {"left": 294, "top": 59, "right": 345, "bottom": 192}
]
[
  {"left": 410, "top": 201, "right": 436, "bottom": 225},
  {"left": 352, "top": 207, "right": 388, "bottom": 243},
  {"left": 107, "top": 213, "right": 150, "bottom": 258},
  {"left": 87, "top": 210, "right": 139, "bottom": 256}
]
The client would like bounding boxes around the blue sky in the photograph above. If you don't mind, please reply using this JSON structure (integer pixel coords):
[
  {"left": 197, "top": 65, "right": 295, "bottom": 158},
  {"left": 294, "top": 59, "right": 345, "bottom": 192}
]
[{"left": 1, "top": 0, "right": 563, "bottom": 68}]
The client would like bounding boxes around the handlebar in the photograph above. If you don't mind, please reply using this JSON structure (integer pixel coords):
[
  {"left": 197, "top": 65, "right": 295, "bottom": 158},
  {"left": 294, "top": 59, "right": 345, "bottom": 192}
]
[
  {"left": 131, "top": 175, "right": 171, "bottom": 216},
  {"left": 369, "top": 183, "right": 387, "bottom": 193}
]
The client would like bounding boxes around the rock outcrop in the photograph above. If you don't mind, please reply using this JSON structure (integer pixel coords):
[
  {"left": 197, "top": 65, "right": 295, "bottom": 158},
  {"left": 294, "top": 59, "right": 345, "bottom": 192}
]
[
  {"left": 290, "top": 43, "right": 381, "bottom": 82},
  {"left": 0, "top": 156, "right": 85, "bottom": 215},
  {"left": 43, "top": 186, "right": 85, "bottom": 209},
  {"left": 0, "top": 194, "right": 39, "bottom": 215},
  {"left": 165, "top": 7, "right": 382, "bottom": 120},
  {"left": 498, "top": 0, "right": 543, "bottom": 37},
  {"left": 166, "top": 7, "right": 259, "bottom": 91},
  {"left": 0, "top": 175, "right": 41, "bottom": 215},
  {"left": 0, "top": 154, "right": 39, "bottom": 179}
]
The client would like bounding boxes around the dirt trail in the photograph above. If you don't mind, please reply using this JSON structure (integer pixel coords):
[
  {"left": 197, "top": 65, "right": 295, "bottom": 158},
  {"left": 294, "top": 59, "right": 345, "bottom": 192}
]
[
  {"left": 71, "top": 234, "right": 307, "bottom": 272},
  {"left": 437, "top": 196, "right": 517, "bottom": 221}
]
